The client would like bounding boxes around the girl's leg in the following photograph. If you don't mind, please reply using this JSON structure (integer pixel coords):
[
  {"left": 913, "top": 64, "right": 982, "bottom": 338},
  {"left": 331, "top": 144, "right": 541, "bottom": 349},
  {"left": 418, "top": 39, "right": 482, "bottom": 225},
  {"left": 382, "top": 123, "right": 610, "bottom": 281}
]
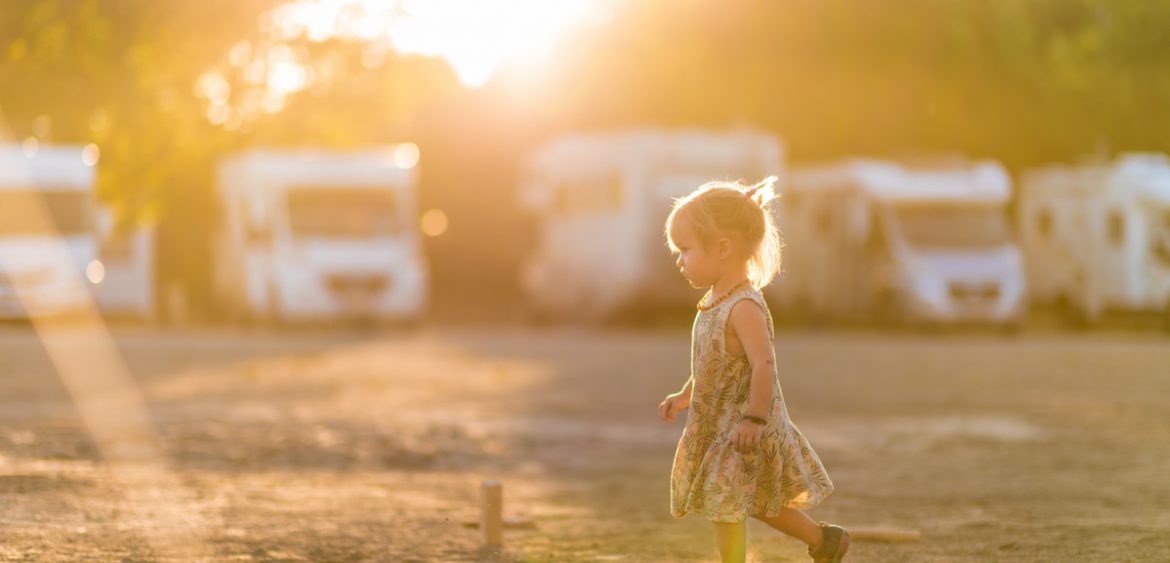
[
  {"left": 752, "top": 507, "right": 823, "bottom": 551},
  {"left": 711, "top": 520, "right": 747, "bottom": 563}
]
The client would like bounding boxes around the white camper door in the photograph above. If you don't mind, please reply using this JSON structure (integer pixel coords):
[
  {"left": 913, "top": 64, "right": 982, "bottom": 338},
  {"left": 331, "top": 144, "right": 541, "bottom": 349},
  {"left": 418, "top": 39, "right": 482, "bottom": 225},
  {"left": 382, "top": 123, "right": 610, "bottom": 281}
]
[
  {"left": 1144, "top": 206, "right": 1170, "bottom": 307},
  {"left": 1097, "top": 204, "right": 1132, "bottom": 308},
  {"left": 241, "top": 196, "right": 277, "bottom": 317},
  {"left": 545, "top": 176, "right": 630, "bottom": 311},
  {"left": 95, "top": 228, "right": 154, "bottom": 318},
  {"left": 1059, "top": 199, "right": 1106, "bottom": 317}
]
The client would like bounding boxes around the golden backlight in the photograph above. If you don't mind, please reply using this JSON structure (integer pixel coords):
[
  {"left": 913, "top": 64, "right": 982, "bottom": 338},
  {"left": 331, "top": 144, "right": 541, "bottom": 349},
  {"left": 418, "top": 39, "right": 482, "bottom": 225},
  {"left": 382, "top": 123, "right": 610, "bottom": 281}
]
[
  {"left": 272, "top": 0, "right": 616, "bottom": 88},
  {"left": 198, "top": 0, "right": 616, "bottom": 126}
]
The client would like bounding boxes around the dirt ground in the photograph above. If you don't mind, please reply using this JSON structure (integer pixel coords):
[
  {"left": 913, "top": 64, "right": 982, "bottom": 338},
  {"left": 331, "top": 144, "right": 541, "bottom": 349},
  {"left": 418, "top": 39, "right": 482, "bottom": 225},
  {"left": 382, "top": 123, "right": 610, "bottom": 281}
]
[{"left": 1, "top": 321, "right": 1168, "bottom": 562}]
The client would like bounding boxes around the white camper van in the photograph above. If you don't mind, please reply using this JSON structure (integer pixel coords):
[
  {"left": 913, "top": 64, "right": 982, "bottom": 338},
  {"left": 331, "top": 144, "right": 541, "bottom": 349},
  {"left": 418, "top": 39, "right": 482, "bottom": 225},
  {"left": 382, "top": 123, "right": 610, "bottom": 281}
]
[
  {"left": 0, "top": 144, "right": 99, "bottom": 319},
  {"left": 519, "top": 129, "right": 783, "bottom": 320},
  {"left": 777, "top": 158, "right": 1027, "bottom": 326},
  {"left": 212, "top": 147, "right": 427, "bottom": 324},
  {"left": 92, "top": 209, "right": 156, "bottom": 320},
  {"left": 1019, "top": 153, "right": 1170, "bottom": 325}
]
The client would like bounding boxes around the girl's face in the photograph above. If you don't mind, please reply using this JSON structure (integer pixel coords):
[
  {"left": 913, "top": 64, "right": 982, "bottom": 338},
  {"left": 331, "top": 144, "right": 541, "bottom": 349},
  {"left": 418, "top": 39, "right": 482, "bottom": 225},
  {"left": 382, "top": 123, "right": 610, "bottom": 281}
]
[{"left": 669, "top": 218, "right": 723, "bottom": 289}]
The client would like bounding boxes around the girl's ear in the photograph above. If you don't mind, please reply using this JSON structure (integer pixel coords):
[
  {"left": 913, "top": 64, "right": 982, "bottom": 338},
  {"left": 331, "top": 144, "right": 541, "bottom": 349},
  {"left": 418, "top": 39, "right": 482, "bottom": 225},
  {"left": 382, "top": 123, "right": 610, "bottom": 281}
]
[{"left": 717, "top": 236, "right": 733, "bottom": 260}]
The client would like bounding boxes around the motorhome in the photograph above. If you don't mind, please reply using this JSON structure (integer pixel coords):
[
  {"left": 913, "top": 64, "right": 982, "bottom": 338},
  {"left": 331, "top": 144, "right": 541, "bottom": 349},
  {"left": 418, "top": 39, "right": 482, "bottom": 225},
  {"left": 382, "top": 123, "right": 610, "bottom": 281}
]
[
  {"left": 776, "top": 158, "right": 1027, "bottom": 326},
  {"left": 92, "top": 208, "right": 156, "bottom": 320},
  {"left": 212, "top": 147, "right": 427, "bottom": 324},
  {"left": 0, "top": 144, "right": 99, "bottom": 319},
  {"left": 1018, "top": 153, "right": 1170, "bottom": 325},
  {"left": 519, "top": 129, "right": 783, "bottom": 320}
]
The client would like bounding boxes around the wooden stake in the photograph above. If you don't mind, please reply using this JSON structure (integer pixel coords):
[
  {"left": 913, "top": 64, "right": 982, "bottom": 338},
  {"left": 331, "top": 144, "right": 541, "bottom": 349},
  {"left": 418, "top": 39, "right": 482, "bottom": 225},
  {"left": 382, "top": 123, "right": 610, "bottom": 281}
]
[
  {"left": 848, "top": 527, "right": 922, "bottom": 543},
  {"left": 481, "top": 480, "right": 503, "bottom": 547}
]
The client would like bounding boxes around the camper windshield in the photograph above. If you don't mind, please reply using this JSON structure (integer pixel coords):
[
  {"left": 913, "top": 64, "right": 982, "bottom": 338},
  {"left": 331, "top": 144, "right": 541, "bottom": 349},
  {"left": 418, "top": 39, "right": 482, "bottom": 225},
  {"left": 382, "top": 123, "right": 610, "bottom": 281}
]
[
  {"left": 0, "top": 190, "right": 93, "bottom": 235},
  {"left": 286, "top": 187, "right": 400, "bottom": 238},
  {"left": 894, "top": 205, "right": 1012, "bottom": 248}
]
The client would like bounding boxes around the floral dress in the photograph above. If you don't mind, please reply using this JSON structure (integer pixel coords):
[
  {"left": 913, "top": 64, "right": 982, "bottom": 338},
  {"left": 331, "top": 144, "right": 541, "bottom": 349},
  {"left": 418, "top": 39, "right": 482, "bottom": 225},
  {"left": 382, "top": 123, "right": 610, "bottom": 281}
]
[{"left": 670, "top": 287, "right": 834, "bottom": 523}]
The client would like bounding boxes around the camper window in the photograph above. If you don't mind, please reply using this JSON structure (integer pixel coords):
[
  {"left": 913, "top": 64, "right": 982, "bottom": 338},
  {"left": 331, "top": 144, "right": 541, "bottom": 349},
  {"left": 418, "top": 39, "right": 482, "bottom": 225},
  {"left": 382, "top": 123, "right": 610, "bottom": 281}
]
[
  {"left": 865, "top": 211, "right": 887, "bottom": 252},
  {"left": 1036, "top": 208, "right": 1052, "bottom": 240},
  {"left": 0, "top": 190, "right": 93, "bottom": 235},
  {"left": 894, "top": 205, "right": 1012, "bottom": 249},
  {"left": 286, "top": 187, "right": 400, "bottom": 238},
  {"left": 1151, "top": 211, "right": 1170, "bottom": 266},
  {"left": 1107, "top": 210, "right": 1125, "bottom": 246},
  {"left": 815, "top": 205, "right": 832, "bottom": 237},
  {"left": 100, "top": 233, "right": 135, "bottom": 262},
  {"left": 246, "top": 221, "right": 271, "bottom": 246},
  {"left": 554, "top": 177, "right": 622, "bottom": 216}
]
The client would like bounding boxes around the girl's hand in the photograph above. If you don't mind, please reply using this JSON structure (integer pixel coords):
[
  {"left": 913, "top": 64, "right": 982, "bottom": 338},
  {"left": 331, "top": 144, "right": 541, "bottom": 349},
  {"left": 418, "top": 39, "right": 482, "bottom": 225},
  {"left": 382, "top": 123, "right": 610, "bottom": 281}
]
[
  {"left": 731, "top": 420, "right": 764, "bottom": 454},
  {"left": 658, "top": 392, "right": 690, "bottom": 422}
]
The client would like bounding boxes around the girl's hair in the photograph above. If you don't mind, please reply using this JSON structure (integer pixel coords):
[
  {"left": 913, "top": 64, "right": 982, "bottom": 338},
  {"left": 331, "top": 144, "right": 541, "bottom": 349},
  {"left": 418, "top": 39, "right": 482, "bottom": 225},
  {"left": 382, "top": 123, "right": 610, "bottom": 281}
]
[{"left": 665, "top": 176, "right": 784, "bottom": 289}]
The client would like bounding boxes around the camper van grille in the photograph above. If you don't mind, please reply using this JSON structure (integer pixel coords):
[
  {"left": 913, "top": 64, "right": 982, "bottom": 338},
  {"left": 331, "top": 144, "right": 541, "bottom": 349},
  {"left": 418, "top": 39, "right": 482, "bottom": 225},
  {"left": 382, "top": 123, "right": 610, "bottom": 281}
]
[
  {"left": 948, "top": 282, "right": 999, "bottom": 300},
  {"left": 325, "top": 274, "right": 389, "bottom": 296},
  {"left": 0, "top": 268, "right": 55, "bottom": 290}
]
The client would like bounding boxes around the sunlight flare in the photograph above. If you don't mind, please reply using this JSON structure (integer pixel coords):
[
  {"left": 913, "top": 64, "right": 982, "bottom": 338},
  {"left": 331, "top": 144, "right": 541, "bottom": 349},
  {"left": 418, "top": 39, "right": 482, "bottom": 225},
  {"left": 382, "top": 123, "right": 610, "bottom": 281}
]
[{"left": 197, "top": 0, "right": 617, "bottom": 126}]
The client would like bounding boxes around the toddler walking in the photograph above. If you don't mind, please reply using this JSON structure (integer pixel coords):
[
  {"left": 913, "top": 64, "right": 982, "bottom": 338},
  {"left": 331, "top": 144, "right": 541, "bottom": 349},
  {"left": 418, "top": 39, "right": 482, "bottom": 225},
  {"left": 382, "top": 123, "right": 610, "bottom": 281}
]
[{"left": 657, "top": 177, "right": 849, "bottom": 563}]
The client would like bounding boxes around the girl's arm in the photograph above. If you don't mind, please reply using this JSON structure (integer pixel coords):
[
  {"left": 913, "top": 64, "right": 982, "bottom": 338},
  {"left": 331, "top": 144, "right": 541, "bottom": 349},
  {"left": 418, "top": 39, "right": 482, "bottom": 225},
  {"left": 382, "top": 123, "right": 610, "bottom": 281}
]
[
  {"left": 678, "top": 376, "right": 694, "bottom": 401},
  {"left": 728, "top": 300, "right": 775, "bottom": 419}
]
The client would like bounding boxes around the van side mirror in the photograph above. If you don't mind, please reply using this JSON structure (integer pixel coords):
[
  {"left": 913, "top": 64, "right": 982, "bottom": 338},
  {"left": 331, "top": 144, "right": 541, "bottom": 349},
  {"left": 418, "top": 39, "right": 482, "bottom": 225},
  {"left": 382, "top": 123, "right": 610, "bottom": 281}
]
[
  {"left": 1153, "top": 232, "right": 1170, "bottom": 266},
  {"left": 247, "top": 221, "right": 271, "bottom": 246},
  {"left": 865, "top": 213, "right": 887, "bottom": 252}
]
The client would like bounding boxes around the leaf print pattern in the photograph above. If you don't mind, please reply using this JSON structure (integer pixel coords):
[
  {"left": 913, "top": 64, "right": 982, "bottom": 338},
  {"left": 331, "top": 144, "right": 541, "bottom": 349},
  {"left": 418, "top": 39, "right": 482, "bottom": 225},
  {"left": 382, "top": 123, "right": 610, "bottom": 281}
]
[{"left": 669, "top": 287, "right": 834, "bottom": 523}]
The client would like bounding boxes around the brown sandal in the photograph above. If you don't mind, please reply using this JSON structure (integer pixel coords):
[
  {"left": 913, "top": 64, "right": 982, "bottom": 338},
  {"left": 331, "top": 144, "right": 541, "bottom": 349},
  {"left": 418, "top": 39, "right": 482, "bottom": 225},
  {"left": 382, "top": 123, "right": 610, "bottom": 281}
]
[{"left": 807, "top": 521, "right": 850, "bottom": 563}]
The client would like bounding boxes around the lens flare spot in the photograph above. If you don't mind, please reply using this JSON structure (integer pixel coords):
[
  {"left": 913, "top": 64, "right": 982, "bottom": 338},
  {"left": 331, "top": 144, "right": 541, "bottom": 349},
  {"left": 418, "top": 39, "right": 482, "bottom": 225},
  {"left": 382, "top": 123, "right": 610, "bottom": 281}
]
[
  {"left": 86, "top": 260, "right": 106, "bottom": 284},
  {"left": 394, "top": 143, "right": 421, "bottom": 169},
  {"left": 82, "top": 144, "right": 101, "bottom": 167},
  {"left": 21, "top": 137, "right": 38, "bottom": 158},
  {"left": 420, "top": 208, "right": 448, "bottom": 237}
]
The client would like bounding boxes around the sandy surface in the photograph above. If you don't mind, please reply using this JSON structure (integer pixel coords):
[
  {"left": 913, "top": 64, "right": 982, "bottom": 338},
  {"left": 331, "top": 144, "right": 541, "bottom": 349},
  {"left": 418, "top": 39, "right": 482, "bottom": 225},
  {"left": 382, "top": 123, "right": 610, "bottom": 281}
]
[{"left": 1, "top": 323, "right": 1168, "bottom": 562}]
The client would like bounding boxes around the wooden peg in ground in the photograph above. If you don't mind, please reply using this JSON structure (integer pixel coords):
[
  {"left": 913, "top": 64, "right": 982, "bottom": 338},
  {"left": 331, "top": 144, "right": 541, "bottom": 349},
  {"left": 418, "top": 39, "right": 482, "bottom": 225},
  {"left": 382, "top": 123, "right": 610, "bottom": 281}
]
[
  {"left": 481, "top": 480, "right": 503, "bottom": 547},
  {"left": 847, "top": 527, "right": 923, "bottom": 543}
]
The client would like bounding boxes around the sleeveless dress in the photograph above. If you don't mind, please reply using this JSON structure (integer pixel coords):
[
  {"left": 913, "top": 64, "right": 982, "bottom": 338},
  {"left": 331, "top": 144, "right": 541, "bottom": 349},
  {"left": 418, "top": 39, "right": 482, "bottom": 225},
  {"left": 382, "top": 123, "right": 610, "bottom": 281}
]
[{"left": 669, "top": 287, "right": 834, "bottom": 523}]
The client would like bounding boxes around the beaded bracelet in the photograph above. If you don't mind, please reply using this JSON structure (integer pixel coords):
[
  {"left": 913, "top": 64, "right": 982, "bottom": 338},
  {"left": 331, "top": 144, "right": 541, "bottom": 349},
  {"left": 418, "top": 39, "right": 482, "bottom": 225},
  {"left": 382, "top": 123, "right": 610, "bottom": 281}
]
[{"left": 743, "top": 415, "right": 768, "bottom": 425}]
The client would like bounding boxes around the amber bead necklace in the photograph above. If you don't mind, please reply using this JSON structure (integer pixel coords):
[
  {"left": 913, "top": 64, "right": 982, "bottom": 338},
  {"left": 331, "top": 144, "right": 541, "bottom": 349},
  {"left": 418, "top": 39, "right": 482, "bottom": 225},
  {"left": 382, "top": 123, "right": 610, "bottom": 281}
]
[{"left": 696, "top": 279, "right": 751, "bottom": 312}]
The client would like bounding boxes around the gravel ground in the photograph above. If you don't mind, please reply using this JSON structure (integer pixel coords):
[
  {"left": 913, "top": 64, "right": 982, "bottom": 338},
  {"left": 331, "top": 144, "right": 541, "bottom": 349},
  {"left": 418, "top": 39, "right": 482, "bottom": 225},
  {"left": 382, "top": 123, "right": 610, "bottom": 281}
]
[{"left": 1, "top": 323, "right": 1168, "bottom": 562}]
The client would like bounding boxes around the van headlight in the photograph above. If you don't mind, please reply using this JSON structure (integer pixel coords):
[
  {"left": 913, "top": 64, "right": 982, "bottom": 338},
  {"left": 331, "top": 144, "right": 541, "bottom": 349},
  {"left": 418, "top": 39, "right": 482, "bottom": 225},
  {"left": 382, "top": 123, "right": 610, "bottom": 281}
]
[{"left": 913, "top": 277, "right": 948, "bottom": 307}]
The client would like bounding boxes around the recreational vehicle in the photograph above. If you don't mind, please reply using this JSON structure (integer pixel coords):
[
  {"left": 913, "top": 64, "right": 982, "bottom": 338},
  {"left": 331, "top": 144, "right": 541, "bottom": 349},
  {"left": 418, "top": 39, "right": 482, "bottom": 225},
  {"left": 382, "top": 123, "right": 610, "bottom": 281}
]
[
  {"left": 776, "top": 158, "right": 1027, "bottom": 326},
  {"left": 212, "top": 147, "right": 427, "bottom": 324},
  {"left": 1019, "top": 153, "right": 1170, "bottom": 325},
  {"left": 92, "top": 208, "right": 156, "bottom": 320},
  {"left": 519, "top": 129, "right": 783, "bottom": 320},
  {"left": 0, "top": 144, "right": 99, "bottom": 319}
]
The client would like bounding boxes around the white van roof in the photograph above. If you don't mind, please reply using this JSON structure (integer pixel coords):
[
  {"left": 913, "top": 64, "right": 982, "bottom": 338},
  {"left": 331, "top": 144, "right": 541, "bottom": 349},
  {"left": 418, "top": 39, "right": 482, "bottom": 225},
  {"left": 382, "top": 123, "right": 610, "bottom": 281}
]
[
  {"left": 218, "top": 147, "right": 416, "bottom": 194},
  {"left": 0, "top": 144, "right": 95, "bottom": 191},
  {"left": 787, "top": 158, "right": 1011, "bottom": 203},
  {"left": 1022, "top": 153, "right": 1170, "bottom": 204}
]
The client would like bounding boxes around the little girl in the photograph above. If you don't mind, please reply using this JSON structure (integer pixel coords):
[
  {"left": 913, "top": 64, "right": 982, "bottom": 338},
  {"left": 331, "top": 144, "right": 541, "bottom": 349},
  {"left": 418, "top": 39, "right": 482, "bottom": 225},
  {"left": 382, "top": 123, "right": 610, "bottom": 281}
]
[{"left": 657, "top": 177, "right": 849, "bottom": 563}]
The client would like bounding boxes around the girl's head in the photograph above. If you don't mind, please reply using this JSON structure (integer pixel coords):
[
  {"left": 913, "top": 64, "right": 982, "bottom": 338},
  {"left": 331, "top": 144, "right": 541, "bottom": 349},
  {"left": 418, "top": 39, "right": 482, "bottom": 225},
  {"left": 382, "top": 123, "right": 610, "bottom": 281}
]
[{"left": 665, "top": 176, "right": 783, "bottom": 290}]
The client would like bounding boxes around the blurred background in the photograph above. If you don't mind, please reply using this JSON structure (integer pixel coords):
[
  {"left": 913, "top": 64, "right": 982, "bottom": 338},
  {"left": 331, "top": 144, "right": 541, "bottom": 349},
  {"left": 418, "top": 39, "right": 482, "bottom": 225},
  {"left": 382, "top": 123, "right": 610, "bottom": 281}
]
[
  {"left": 2, "top": 1, "right": 1170, "bottom": 561},
  {"left": 4, "top": 0, "right": 1170, "bottom": 328}
]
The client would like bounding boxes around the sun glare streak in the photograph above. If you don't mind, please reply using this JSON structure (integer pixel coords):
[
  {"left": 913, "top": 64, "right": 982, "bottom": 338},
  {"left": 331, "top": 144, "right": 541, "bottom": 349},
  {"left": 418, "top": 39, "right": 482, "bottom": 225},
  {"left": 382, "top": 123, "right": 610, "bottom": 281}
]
[{"left": 2, "top": 152, "right": 213, "bottom": 558}]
